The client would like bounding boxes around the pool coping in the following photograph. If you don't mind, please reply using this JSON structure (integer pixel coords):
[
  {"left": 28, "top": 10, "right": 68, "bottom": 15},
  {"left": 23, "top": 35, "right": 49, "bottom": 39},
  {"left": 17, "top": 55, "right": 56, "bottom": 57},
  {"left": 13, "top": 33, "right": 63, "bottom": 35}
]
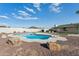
[{"left": 14, "top": 33, "right": 68, "bottom": 43}]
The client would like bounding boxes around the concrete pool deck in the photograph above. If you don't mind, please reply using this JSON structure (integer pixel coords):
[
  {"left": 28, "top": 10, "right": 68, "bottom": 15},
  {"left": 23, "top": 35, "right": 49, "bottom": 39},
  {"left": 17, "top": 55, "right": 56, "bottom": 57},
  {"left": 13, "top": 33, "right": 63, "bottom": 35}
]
[{"left": 8, "top": 33, "right": 68, "bottom": 43}]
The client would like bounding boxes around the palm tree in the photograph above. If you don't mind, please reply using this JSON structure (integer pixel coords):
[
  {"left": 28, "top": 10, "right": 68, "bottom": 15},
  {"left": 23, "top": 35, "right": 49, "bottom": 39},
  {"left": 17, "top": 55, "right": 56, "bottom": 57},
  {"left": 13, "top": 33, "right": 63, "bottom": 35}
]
[
  {"left": 76, "top": 10, "right": 79, "bottom": 14},
  {"left": 75, "top": 10, "right": 79, "bottom": 33}
]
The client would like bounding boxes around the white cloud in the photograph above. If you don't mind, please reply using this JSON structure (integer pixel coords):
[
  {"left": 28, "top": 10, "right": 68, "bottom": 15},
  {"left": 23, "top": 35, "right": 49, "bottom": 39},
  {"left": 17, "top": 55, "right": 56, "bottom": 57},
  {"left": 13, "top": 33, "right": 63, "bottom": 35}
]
[
  {"left": 53, "top": 3, "right": 61, "bottom": 7},
  {"left": 33, "top": 3, "right": 41, "bottom": 11},
  {"left": 18, "top": 10, "right": 31, "bottom": 17},
  {"left": 24, "top": 7, "right": 36, "bottom": 14},
  {"left": 14, "top": 15, "right": 39, "bottom": 20},
  {"left": 50, "top": 3, "right": 61, "bottom": 13},
  {"left": 0, "top": 15, "right": 9, "bottom": 19},
  {"left": 12, "top": 10, "right": 39, "bottom": 20},
  {"left": 51, "top": 6, "right": 61, "bottom": 13},
  {"left": 17, "top": 16, "right": 39, "bottom": 20}
]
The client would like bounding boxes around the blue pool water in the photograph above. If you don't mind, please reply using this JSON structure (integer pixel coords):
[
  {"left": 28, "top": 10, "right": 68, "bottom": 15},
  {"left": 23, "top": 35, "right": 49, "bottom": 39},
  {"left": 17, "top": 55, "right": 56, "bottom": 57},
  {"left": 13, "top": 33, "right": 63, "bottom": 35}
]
[
  {"left": 16, "top": 33, "right": 51, "bottom": 40},
  {"left": 24, "top": 34, "right": 51, "bottom": 40}
]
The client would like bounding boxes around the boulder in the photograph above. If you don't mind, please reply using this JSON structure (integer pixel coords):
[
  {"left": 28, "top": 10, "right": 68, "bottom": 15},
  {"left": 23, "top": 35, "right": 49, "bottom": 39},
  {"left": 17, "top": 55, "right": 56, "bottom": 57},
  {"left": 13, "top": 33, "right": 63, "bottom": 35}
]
[
  {"left": 48, "top": 42, "right": 61, "bottom": 53},
  {"left": 0, "top": 33, "right": 8, "bottom": 39},
  {"left": 7, "top": 37, "right": 24, "bottom": 46}
]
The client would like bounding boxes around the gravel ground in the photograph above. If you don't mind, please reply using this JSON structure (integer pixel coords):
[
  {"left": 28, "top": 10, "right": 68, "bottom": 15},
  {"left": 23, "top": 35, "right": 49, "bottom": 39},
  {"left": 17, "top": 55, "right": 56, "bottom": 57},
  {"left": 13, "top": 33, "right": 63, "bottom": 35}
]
[
  {"left": 0, "top": 37, "right": 52, "bottom": 56},
  {"left": 0, "top": 33, "right": 79, "bottom": 56},
  {"left": 56, "top": 36, "right": 79, "bottom": 56}
]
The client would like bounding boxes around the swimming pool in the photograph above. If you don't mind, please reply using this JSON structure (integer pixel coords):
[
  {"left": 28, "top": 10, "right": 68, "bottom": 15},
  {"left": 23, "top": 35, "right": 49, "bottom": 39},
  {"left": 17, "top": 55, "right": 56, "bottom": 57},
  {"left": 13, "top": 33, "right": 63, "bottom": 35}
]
[{"left": 16, "top": 33, "right": 53, "bottom": 42}]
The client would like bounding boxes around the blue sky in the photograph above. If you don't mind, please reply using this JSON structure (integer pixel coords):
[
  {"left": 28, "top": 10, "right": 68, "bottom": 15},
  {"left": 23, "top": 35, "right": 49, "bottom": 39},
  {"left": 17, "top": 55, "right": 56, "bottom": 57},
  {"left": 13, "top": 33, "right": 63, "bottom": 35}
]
[{"left": 0, "top": 3, "right": 79, "bottom": 28}]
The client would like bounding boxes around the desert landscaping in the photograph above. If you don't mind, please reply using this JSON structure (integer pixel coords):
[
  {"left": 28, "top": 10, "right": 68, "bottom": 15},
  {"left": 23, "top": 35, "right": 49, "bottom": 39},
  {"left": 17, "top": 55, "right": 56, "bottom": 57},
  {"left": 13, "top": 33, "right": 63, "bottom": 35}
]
[{"left": 0, "top": 33, "right": 79, "bottom": 56}]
